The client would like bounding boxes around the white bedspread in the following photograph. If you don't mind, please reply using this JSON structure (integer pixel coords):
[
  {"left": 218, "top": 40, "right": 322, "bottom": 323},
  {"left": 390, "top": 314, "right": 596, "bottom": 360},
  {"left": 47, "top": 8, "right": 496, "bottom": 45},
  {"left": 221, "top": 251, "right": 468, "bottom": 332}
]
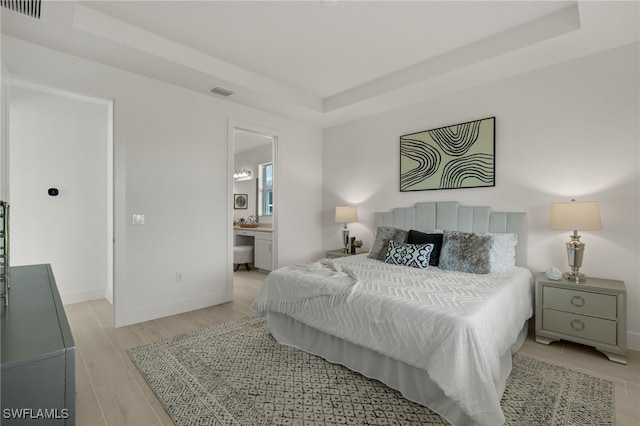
[{"left": 252, "top": 255, "right": 533, "bottom": 426}]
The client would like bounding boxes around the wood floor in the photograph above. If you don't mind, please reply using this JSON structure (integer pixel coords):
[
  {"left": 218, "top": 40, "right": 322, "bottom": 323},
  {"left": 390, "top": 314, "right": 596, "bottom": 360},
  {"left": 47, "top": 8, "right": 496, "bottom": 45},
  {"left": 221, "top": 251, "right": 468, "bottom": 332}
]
[{"left": 67, "top": 269, "right": 640, "bottom": 426}]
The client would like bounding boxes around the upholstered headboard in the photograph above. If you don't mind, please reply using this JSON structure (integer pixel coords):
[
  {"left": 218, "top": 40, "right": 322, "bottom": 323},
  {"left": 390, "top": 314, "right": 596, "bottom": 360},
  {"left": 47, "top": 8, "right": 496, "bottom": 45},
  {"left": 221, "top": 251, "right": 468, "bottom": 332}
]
[{"left": 373, "top": 201, "right": 528, "bottom": 267}]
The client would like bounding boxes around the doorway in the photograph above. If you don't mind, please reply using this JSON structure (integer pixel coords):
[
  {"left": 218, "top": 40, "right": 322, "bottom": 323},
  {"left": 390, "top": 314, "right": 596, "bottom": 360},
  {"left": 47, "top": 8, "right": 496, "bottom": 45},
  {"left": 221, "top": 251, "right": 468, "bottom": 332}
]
[
  {"left": 7, "top": 82, "right": 114, "bottom": 306},
  {"left": 228, "top": 120, "right": 278, "bottom": 291}
]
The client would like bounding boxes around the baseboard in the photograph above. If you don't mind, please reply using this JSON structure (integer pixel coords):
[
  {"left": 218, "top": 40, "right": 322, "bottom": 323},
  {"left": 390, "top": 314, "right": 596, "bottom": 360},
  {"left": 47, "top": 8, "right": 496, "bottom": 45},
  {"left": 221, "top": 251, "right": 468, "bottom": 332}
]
[
  {"left": 627, "top": 330, "right": 640, "bottom": 351},
  {"left": 116, "top": 290, "right": 233, "bottom": 327},
  {"left": 61, "top": 287, "right": 107, "bottom": 305},
  {"left": 105, "top": 286, "right": 113, "bottom": 304}
]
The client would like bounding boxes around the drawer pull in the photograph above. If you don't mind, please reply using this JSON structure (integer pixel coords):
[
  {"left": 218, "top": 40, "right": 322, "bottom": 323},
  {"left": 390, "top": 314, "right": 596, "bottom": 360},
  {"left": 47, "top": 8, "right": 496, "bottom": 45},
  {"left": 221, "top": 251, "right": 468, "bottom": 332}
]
[
  {"left": 570, "top": 295, "right": 585, "bottom": 307},
  {"left": 570, "top": 319, "right": 585, "bottom": 332}
]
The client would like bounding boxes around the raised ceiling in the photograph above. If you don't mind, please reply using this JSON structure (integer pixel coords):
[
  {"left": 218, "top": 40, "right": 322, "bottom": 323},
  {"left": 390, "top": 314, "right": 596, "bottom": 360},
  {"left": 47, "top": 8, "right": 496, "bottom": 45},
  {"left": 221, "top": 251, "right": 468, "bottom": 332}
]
[{"left": 1, "top": 1, "right": 638, "bottom": 128}]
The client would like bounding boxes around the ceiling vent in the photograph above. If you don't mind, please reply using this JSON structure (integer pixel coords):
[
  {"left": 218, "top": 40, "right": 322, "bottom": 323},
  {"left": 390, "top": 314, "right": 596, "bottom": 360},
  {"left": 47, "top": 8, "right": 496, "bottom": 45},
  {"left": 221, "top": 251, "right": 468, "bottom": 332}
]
[
  {"left": 210, "top": 87, "right": 234, "bottom": 97},
  {"left": 1, "top": 0, "right": 42, "bottom": 20}
]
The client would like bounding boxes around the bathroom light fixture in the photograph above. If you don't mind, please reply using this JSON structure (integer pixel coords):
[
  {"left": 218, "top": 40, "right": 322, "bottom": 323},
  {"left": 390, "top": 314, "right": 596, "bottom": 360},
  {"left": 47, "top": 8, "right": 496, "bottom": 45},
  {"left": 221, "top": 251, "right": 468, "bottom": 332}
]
[
  {"left": 233, "top": 169, "right": 252, "bottom": 180},
  {"left": 335, "top": 205, "right": 358, "bottom": 254},
  {"left": 549, "top": 199, "right": 602, "bottom": 283}
]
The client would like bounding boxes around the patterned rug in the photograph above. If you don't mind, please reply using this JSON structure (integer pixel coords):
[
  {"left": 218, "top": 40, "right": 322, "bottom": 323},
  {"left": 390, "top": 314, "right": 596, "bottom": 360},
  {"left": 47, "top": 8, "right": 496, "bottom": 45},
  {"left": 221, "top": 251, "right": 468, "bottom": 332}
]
[{"left": 128, "top": 317, "right": 614, "bottom": 425}]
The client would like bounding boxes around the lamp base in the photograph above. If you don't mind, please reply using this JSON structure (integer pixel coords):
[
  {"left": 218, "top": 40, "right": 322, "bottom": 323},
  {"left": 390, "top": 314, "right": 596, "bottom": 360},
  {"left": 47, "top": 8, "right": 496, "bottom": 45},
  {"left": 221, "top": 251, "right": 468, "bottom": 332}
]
[
  {"left": 564, "top": 231, "right": 587, "bottom": 283},
  {"left": 564, "top": 271, "right": 586, "bottom": 283},
  {"left": 342, "top": 226, "right": 349, "bottom": 254}
]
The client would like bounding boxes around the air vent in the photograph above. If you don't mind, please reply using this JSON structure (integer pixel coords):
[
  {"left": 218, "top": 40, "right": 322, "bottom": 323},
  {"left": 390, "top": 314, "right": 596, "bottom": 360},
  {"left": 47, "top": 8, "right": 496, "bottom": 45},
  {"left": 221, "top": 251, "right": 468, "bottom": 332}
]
[
  {"left": 1, "top": 0, "right": 42, "bottom": 19},
  {"left": 210, "top": 87, "right": 234, "bottom": 97}
]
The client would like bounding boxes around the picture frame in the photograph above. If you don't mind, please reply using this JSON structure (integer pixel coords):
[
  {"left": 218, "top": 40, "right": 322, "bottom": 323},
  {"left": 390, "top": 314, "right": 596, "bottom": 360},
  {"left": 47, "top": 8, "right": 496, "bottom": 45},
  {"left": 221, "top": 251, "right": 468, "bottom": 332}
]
[
  {"left": 400, "top": 117, "right": 495, "bottom": 192},
  {"left": 234, "top": 194, "right": 248, "bottom": 209}
]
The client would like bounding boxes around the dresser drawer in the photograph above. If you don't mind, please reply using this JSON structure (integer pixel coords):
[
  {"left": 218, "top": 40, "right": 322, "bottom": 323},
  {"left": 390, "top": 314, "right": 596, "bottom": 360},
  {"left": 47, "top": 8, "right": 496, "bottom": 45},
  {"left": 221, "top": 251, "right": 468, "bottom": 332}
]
[
  {"left": 254, "top": 231, "right": 272, "bottom": 241},
  {"left": 235, "top": 229, "right": 255, "bottom": 237},
  {"left": 543, "top": 286, "right": 617, "bottom": 319},
  {"left": 542, "top": 309, "right": 617, "bottom": 345}
]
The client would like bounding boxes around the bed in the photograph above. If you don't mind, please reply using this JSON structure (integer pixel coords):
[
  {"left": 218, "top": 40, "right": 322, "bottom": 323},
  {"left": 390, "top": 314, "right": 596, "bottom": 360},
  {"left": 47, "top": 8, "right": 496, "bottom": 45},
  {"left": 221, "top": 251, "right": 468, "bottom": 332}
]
[{"left": 252, "top": 201, "right": 533, "bottom": 426}]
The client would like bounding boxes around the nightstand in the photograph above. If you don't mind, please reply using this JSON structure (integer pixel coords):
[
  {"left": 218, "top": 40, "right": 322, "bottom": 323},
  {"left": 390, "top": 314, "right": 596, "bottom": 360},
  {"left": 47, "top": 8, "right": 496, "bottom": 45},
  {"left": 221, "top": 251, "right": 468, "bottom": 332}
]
[
  {"left": 535, "top": 273, "right": 627, "bottom": 364},
  {"left": 325, "top": 249, "right": 366, "bottom": 258}
]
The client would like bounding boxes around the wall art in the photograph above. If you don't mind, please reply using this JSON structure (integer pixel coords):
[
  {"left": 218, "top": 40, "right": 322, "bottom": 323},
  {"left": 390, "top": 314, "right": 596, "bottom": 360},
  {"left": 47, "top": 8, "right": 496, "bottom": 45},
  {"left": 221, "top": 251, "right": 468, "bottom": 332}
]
[
  {"left": 234, "top": 194, "right": 248, "bottom": 209},
  {"left": 400, "top": 117, "right": 495, "bottom": 191}
]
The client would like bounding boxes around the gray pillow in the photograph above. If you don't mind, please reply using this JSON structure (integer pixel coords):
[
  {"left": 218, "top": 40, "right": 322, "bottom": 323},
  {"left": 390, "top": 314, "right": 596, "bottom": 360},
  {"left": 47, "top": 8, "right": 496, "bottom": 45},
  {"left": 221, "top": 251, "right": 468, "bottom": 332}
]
[
  {"left": 439, "top": 230, "right": 517, "bottom": 274},
  {"left": 368, "top": 226, "right": 408, "bottom": 260}
]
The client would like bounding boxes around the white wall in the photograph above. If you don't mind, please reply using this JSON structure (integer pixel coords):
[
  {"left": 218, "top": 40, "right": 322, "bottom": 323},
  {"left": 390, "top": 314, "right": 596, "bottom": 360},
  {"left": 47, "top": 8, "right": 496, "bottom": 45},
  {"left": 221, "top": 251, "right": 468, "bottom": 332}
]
[
  {"left": 2, "top": 36, "right": 323, "bottom": 326},
  {"left": 9, "top": 87, "right": 109, "bottom": 304},
  {"left": 233, "top": 178, "right": 257, "bottom": 221},
  {"left": 1, "top": 64, "right": 9, "bottom": 201},
  {"left": 323, "top": 43, "right": 640, "bottom": 350}
]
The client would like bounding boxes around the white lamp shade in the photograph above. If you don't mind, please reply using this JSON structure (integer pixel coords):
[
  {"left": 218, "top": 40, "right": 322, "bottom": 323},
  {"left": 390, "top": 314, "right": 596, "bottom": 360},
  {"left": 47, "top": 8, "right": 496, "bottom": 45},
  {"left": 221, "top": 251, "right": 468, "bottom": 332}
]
[
  {"left": 335, "top": 206, "right": 358, "bottom": 223},
  {"left": 549, "top": 201, "right": 602, "bottom": 231}
]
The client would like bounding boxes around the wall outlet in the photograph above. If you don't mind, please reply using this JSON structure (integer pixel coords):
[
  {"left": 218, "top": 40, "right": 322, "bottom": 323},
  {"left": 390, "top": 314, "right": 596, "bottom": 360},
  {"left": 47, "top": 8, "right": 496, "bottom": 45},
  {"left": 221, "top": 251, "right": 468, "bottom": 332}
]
[{"left": 176, "top": 272, "right": 183, "bottom": 282}]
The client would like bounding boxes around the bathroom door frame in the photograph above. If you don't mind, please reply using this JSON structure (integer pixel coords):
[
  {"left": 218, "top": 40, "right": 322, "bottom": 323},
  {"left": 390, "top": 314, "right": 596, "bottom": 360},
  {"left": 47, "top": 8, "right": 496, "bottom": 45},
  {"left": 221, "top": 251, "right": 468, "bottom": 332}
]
[{"left": 227, "top": 119, "right": 279, "bottom": 293}]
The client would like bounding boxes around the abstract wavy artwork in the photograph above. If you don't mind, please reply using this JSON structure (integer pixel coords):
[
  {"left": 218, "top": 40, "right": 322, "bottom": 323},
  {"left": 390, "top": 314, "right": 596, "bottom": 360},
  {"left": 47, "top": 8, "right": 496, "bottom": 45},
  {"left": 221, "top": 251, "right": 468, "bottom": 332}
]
[{"left": 400, "top": 117, "right": 495, "bottom": 191}]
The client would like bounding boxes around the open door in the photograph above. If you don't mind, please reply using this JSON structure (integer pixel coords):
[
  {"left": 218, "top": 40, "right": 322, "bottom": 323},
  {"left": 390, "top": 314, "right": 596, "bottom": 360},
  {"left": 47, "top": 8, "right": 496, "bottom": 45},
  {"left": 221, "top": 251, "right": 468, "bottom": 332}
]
[{"left": 227, "top": 120, "right": 279, "bottom": 293}]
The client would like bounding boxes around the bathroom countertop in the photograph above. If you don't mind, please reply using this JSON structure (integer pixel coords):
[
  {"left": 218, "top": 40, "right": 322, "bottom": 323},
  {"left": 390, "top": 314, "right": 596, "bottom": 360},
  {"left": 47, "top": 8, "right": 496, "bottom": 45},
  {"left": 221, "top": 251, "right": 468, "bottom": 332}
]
[{"left": 233, "top": 226, "right": 273, "bottom": 232}]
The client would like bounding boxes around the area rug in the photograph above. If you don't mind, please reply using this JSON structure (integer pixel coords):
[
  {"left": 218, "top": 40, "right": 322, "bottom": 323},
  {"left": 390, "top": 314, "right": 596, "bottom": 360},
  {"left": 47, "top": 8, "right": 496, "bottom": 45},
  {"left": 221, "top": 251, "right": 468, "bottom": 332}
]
[{"left": 128, "top": 317, "right": 614, "bottom": 426}]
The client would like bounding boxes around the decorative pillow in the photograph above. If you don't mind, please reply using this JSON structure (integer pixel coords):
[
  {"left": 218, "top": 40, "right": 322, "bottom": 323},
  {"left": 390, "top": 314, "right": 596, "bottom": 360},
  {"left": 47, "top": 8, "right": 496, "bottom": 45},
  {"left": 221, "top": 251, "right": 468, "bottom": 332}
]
[
  {"left": 384, "top": 241, "right": 434, "bottom": 269},
  {"left": 368, "top": 227, "right": 408, "bottom": 260},
  {"left": 407, "top": 230, "right": 444, "bottom": 266},
  {"left": 489, "top": 232, "right": 518, "bottom": 272},
  {"left": 439, "top": 231, "right": 517, "bottom": 274}
]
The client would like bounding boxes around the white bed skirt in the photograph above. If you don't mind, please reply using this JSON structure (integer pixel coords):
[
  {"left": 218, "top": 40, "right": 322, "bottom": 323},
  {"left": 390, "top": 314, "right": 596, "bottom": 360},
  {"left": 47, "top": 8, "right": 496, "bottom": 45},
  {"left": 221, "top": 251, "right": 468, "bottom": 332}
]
[{"left": 267, "top": 312, "right": 528, "bottom": 426}]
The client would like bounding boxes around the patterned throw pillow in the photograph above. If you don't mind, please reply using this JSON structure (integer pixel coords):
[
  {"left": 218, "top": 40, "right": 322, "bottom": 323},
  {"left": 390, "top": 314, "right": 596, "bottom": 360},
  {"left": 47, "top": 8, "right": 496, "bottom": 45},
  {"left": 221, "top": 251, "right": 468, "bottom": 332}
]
[{"left": 384, "top": 241, "right": 434, "bottom": 269}]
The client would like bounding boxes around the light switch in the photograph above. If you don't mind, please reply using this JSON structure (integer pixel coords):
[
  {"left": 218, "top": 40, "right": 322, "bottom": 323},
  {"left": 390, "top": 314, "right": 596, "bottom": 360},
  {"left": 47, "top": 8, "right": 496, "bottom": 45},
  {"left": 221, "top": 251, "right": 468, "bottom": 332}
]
[{"left": 132, "top": 214, "right": 145, "bottom": 225}]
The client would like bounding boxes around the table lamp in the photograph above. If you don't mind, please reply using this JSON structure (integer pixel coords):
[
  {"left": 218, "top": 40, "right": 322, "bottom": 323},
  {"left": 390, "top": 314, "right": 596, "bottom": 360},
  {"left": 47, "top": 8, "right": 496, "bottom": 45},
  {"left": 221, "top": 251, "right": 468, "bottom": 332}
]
[
  {"left": 335, "top": 206, "right": 358, "bottom": 254},
  {"left": 549, "top": 199, "right": 602, "bottom": 283}
]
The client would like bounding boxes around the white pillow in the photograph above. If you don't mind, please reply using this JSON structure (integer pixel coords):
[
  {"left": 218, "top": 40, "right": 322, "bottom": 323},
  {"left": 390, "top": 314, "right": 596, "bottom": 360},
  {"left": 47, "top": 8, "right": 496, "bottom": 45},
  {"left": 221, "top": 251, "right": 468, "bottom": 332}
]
[{"left": 488, "top": 232, "right": 517, "bottom": 272}]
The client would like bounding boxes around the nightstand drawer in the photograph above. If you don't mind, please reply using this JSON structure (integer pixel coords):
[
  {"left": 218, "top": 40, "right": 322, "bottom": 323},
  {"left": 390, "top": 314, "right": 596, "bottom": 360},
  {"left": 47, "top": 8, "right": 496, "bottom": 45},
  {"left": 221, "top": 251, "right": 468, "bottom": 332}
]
[
  {"left": 542, "top": 309, "right": 617, "bottom": 345},
  {"left": 543, "top": 286, "right": 617, "bottom": 319}
]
